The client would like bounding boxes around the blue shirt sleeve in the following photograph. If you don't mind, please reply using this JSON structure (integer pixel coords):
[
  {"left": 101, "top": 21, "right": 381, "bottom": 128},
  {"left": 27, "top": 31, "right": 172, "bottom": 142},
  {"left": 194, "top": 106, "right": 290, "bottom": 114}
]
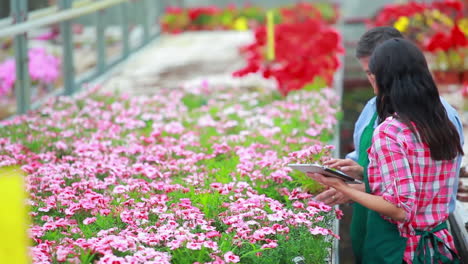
[
  {"left": 345, "top": 97, "right": 377, "bottom": 162},
  {"left": 440, "top": 97, "right": 464, "bottom": 214}
]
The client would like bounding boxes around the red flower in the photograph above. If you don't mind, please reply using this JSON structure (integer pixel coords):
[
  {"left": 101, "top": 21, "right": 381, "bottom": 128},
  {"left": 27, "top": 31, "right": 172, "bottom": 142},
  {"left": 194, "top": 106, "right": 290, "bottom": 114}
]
[
  {"left": 165, "top": 6, "right": 184, "bottom": 15},
  {"left": 425, "top": 24, "right": 467, "bottom": 52},
  {"left": 234, "top": 15, "right": 343, "bottom": 96},
  {"left": 431, "top": 0, "right": 464, "bottom": 14},
  {"left": 426, "top": 32, "right": 452, "bottom": 52},
  {"left": 450, "top": 24, "right": 467, "bottom": 48},
  {"left": 188, "top": 7, "right": 220, "bottom": 22},
  {"left": 372, "top": 2, "right": 427, "bottom": 27}
]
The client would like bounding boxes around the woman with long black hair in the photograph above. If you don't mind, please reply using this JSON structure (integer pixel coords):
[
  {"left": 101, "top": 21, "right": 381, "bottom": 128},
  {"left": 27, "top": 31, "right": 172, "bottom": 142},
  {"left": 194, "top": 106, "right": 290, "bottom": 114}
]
[{"left": 310, "top": 38, "right": 463, "bottom": 263}]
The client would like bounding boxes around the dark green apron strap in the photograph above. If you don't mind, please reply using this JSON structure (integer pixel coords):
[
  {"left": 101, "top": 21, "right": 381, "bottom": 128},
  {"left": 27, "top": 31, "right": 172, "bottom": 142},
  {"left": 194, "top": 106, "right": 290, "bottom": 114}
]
[
  {"left": 357, "top": 112, "right": 378, "bottom": 168},
  {"left": 361, "top": 111, "right": 408, "bottom": 264},
  {"left": 357, "top": 112, "right": 378, "bottom": 193},
  {"left": 413, "top": 222, "right": 460, "bottom": 264},
  {"left": 351, "top": 112, "right": 379, "bottom": 264}
]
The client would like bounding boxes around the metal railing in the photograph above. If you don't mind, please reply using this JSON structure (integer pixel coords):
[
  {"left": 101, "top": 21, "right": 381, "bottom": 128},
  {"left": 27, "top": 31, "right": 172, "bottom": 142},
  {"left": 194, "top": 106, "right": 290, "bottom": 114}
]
[{"left": 0, "top": 0, "right": 168, "bottom": 114}]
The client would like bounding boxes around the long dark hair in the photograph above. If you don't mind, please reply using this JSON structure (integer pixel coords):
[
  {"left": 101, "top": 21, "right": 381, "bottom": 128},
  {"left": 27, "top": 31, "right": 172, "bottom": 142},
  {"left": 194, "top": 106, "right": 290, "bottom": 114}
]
[{"left": 369, "top": 38, "right": 463, "bottom": 160}]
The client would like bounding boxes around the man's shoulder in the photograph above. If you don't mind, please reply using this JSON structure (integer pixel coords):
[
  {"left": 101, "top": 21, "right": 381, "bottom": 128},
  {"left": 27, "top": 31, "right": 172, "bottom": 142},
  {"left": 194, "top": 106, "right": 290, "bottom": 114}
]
[
  {"left": 354, "top": 97, "right": 377, "bottom": 127},
  {"left": 364, "top": 97, "right": 376, "bottom": 107},
  {"left": 440, "top": 96, "right": 459, "bottom": 115},
  {"left": 360, "top": 97, "right": 377, "bottom": 114}
]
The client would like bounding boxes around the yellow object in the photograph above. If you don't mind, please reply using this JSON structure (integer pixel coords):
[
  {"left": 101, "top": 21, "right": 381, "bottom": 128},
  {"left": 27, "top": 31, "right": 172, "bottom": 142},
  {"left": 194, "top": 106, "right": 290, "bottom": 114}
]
[
  {"left": 393, "top": 16, "right": 410, "bottom": 33},
  {"left": 414, "top": 13, "right": 423, "bottom": 21},
  {"left": 266, "top": 10, "right": 275, "bottom": 61},
  {"left": 233, "top": 17, "right": 248, "bottom": 31},
  {"left": 0, "top": 166, "right": 30, "bottom": 264},
  {"left": 432, "top": 9, "right": 442, "bottom": 19},
  {"left": 430, "top": 10, "right": 454, "bottom": 27},
  {"left": 458, "top": 18, "right": 468, "bottom": 35}
]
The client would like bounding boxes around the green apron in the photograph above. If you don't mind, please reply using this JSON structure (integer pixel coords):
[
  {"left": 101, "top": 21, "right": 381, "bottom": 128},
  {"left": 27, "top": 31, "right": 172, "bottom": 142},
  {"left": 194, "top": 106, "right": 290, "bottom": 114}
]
[
  {"left": 356, "top": 113, "right": 460, "bottom": 264},
  {"left": 350, "top": 112, "right": 377, "bottom": 263},
  {"left": 413, "top": 222, "right": 459, "bottom": 264},
  {"left": 360, "top": 115, "right": 407, "bottom": 263},
  {"left": 362, "top": 210, "right": 408, "bottom": 263}
]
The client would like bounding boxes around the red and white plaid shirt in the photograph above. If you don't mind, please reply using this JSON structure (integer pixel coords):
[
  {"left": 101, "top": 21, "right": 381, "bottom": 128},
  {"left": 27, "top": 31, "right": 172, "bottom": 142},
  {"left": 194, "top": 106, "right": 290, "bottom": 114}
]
[{"left": 368, "top": 116, "right": 457, "bottom": 263}]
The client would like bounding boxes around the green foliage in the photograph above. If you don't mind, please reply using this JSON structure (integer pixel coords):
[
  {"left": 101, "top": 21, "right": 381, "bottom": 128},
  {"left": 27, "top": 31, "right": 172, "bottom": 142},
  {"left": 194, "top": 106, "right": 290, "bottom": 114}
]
[
  {"left": 289, "top": 170, "right": 326, "bottom": 194},
  {"left": 182, "top": 93, "right": 208, "bottom": 110},
  {"left": 41, "top": 229, "right": 66, "bottom": 242},
  {"left": 78, "top": 249, "right": 100, "bottom": 264},
  {"left": 198, "top": 126, "right": 220, "bottom": 149},
  {"left": 191, "top": 190, "right": 228, "bottom": 220},
  {"left": 170, "top": 248, "right": 212, "bottom": 264},
  {"left": 79, "top": 215, "right": 127, "bottom": 239},
  {"left": 302, "top": 76, "right": 328, "bottom": 92},
  {"left": 256, "top": 227, "right": 332, "bottom": 264}
]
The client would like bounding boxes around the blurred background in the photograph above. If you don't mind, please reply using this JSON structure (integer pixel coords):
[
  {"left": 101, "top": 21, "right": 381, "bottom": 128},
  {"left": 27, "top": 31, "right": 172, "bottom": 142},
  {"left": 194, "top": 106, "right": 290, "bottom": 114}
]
[{"left": 0, "top": 0, "right": 467, "bottom": 263}]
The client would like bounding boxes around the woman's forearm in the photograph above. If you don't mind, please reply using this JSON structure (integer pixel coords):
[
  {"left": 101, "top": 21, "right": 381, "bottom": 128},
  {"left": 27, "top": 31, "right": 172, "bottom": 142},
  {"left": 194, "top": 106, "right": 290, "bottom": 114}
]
[{"left": 336, "top": 184, "right": 406, "bottom": 221}]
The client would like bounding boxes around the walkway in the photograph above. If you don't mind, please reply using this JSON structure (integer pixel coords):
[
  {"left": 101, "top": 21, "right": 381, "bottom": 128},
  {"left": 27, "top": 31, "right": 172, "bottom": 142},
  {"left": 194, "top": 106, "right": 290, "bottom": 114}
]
[{"left": 98, "top": 31, "right": 274, "bottom": 95}]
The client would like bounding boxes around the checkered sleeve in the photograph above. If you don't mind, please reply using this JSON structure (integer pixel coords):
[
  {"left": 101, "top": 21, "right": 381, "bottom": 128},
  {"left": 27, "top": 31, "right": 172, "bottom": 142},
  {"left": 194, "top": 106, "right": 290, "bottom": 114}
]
[{"left": 369, "top": 122, "right": 417, "bottom": 235}]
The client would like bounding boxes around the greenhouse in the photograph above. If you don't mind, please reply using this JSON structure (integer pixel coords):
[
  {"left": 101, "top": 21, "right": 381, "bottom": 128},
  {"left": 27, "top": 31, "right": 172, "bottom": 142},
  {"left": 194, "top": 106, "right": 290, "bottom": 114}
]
[{"left": 0, "top": 0, "right": 467, "bottom": 263}]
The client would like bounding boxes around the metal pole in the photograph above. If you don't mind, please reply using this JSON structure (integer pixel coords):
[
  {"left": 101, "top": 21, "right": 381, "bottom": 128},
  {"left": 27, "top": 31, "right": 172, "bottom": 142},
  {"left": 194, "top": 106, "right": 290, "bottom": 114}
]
[
  {"left": 0, "top": 0, "right": 129, "bottom": 39},
  {"left": 129, "top": 0, "right": 138, "bottom": 47},
  {"left": 59, "top": 0, "right": 75, "bottom": 95},
  {"left": 0, "top": 0, "right": 95, "bottom": 29},
  {"left": 96, "top": 2, "right": 106, "bottom": 74},
  {"left": 11, "top": 0, "right": 30, "bottom": 114},
  {"left": 140, "top": 0, "right": 149, "bottom": 43},
  {"left": 120, "top": 1, "right": 130, "bottom": 58}
]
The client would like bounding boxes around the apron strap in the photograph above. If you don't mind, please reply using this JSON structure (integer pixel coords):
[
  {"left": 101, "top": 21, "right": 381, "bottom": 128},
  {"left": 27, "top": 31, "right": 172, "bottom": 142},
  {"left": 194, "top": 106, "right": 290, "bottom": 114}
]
[
  {"left": 357, "top": 112, "right": 378, "bottom": 168},
  {"left": 413, "top": 222, "right": 459, "bottom": 264},
  {"left": 358, "top": 112, "right": 378, "bottom": 193}
]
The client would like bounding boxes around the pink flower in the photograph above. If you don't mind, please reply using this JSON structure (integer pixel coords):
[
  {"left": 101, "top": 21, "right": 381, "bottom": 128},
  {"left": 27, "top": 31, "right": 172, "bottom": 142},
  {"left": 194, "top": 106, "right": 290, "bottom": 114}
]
[
  {"left": 29, "top": 48, "right": 60, "bottom": 83},
  {"left": 113, "top": 185, "right": 128, "bottom": 194},
  {"left": 206, "top": 230, "right": 221, "bottom": 238},
  {"left": 306, "top": 127, "right": 320, "bottom": 136},
  {"left": 83, "top": 217, "right": 97, "bottom": 225},
  {"left": 335, "top": 208, "right": 343, "bottom": 219},
  {"left": 55, "top": 141, "right": 68, "bottom": 150},
  {"left": 0, "top": 59, "right": 15, "bottom": 96},
  {"left": 292, "top": 201, "right": 305, "bottom": 209},
  {"left": 310, "top": 226, "right": 330, "bottom": 236},
  {"left": 261, "top": 241, "right": 278, "bottom": 249},
  {"left": 224, "top": 251, "right": 240, "bottom": 263},
  {"left": 186, "top": 241, "right": 203, "bottom": 250}
]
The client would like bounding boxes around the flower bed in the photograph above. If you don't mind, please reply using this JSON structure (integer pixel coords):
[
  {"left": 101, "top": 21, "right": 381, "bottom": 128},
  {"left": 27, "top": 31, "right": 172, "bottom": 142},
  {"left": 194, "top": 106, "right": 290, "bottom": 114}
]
[
  {"left": 369, "top": 0, "right": 467, "bottom": 86},
  {"left": 0, "top": 81, "right": 341, "bottom": 263},
  {"left": 160, "top": 2, "right": 339, "bottom": 34}
]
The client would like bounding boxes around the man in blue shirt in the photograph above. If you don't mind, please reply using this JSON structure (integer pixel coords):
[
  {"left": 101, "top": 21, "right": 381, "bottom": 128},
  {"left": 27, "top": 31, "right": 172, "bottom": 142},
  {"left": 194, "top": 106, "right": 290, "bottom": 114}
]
[{"left": 314, "top": 26, "right": 464, "bottom": 263}]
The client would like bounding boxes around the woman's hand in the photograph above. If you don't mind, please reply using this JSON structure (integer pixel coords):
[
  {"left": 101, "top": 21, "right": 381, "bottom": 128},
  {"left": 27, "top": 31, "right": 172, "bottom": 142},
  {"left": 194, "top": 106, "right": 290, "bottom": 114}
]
[
  {"left": 307, "top": 172, "right": 347, "bottom": 189},
  {"left": 314, "top": 187, "right": 349, "bottom": 206},
  {"left": 314, "top": 184, "right": 366, "bottom": 206},
  {"left": 323, "top": 158, "right": 364, "bottom": 180}
]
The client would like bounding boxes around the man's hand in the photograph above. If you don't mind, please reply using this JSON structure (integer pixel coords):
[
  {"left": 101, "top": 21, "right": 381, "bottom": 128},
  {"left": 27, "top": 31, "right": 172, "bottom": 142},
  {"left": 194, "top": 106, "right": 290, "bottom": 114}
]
[{"left": 323, "top": 158, "right": 364, "bottom": 180}]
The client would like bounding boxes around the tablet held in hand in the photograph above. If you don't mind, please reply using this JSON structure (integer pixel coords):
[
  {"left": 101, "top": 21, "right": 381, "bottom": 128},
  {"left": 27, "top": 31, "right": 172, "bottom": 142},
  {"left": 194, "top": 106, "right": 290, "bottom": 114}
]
[{"left": 288, "top": 163, "right": 363, "bottom": 184}]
